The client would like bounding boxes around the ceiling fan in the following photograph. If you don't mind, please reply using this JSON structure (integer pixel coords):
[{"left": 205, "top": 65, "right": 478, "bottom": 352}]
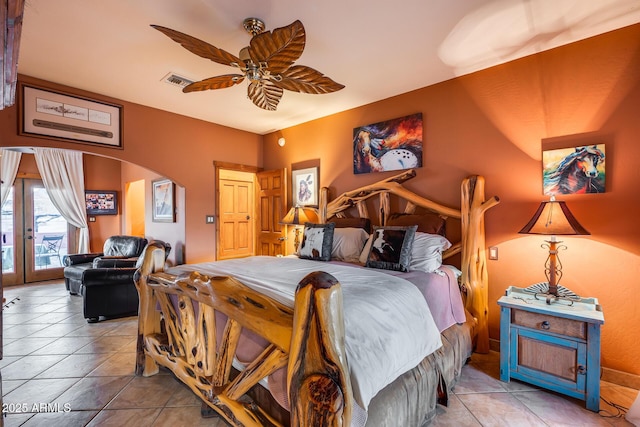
[{"left": 152, "top": 18, "right": 345, "bottom": 111}]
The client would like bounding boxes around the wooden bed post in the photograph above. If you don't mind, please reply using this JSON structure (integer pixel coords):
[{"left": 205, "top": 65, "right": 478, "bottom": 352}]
[
  {"left": 133, "top": 242, "right": 169, "bottom": 376},
  {"left": 460, "top": 176, "right": 500, "bottom": 353},
  {"left": 288, "top": 271, "right": 353, "bottom": 427}
]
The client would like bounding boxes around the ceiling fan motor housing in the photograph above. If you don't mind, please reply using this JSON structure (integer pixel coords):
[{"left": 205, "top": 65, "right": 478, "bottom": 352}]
[{"left": 243, "top": 18, "right": 265, "bottom": 36}]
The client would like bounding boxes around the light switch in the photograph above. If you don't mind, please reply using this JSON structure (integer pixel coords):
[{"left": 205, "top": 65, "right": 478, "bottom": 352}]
[
  {"left": 205, "top": 215, "right": 215, "bottom": 224},
  {"left": 489, "top": 246, "right": 498, "bottom": 260}
]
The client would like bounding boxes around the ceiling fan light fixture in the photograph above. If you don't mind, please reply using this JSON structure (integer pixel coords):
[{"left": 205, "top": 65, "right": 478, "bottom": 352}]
[{"left": 246, "top": 67, "right": 261, "bottom": 81}]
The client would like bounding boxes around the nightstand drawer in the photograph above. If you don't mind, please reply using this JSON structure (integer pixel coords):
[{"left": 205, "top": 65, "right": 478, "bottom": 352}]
[{"left": 512, "top": 309, "right": 586, "bottom": 339}]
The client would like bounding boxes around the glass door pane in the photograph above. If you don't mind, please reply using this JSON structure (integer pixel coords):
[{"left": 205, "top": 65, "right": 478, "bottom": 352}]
[
  {"left": 2, "top": 186, "right": 15, "bottom": 274},
  {"left": 24, "top": 180, "right": 69, "bottom": 283}
]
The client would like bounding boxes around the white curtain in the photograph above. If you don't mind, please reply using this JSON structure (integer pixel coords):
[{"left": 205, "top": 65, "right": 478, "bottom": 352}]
[
  {"left": 1, "top": 149, "right": 22, "bottom": 208},
  {"left": 33, "top": 148, "right": 90, "bottom": 253}
]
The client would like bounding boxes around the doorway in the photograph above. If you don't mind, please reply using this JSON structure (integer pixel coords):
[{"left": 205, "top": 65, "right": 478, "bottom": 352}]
[
  {"left": 214, "top": 163, "right": 287, "bottom": 260},
  {"left": 217, "top": 169, "right": 255, "bottom": 260},
  {"left": 1, "top": 179, "right": 74, "bottom": 285}
]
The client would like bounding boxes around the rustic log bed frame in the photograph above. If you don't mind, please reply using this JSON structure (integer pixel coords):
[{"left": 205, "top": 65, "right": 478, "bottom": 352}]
[{"left": 134, "top": 169, "right": 499, "bottom": 427}]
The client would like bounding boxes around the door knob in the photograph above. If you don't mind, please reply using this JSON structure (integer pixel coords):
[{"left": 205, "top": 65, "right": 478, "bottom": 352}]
[{"left": 246, "top": 215, "right": 251, "bottom": 220}]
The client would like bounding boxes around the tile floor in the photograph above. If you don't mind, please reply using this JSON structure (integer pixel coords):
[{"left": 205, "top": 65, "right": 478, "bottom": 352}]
[{"left": 1, "top": 280, "right": 638, "bottom": 426}]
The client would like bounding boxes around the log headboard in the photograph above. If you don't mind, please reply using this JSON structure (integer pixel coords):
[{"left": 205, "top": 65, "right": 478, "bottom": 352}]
[{"left": 318, "top": 169, "right": 499, "bottom": 352}]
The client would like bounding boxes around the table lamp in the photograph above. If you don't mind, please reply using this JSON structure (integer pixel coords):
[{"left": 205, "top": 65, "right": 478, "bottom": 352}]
[
  {"left": 280, "top": 205, "right": 318, "bottom": 253},
  {"left": 518, "top": 195, "right": 590, "bottom": 304}
]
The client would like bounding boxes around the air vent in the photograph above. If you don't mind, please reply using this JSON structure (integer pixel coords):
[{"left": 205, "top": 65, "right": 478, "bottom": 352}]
[{"left": 161, "top": 72, "right": 194, "bottom": 88}]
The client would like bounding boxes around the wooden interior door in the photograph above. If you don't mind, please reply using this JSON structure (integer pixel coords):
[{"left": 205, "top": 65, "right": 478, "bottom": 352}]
[
  {"left": 218, "top": 169, "right": 255, "bottom": 260},
  {"left": 256, "top": 169, "right": 287, "bottom": 256}
]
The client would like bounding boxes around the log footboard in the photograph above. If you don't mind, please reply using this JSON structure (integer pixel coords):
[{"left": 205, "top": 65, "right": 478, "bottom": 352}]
[{"left": 134, "top": 245, "right": 352, "bottom": 427}]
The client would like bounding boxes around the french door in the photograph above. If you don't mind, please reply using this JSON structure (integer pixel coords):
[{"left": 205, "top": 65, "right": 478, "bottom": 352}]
[{"left": 1, "top": 179, "right": 74, "bottom": 285}]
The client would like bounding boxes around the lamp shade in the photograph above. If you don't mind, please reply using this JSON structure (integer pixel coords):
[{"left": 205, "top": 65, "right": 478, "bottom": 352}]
[
  {"left": 519, "top": 198, "right": 590, "bottom": 236},
  {"left": 280, "top": 205, "right": 318, "bottom": 225}
]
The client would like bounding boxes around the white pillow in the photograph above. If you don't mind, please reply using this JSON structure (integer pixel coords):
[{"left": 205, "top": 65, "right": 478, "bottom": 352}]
[
  {"left": 409, "top": 232, "right": 452, "bottom": 273},
  {"left": 331, "top": 227, "right": 370, "bottom": 263},
  {"left": 359, "top": 233, "right": 373, "bottom": 264}
]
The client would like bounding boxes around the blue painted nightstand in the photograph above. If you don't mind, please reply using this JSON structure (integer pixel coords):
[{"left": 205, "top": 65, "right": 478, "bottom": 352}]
[{"left": 498, "top": 286, "right": 604, "bottom": 412}]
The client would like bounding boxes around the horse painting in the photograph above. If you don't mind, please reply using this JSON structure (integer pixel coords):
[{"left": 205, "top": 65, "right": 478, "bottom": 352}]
[
  {"left": 543, "top": 145, "right": 605, "bottom": 195},
  {"left": 353, "top": 113, "right": 423, "bottom": 174}
]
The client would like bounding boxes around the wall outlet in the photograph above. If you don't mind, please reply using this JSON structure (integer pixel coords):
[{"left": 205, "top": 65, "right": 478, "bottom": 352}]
[
  {"left": 205, "top": 215, "right": 215, "bottom": 224},
  {"left": 89, "top": 216, "right": 96, "bottom": 222}
]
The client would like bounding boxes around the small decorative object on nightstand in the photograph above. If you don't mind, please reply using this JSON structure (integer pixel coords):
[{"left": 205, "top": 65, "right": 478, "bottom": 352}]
[{"left": 499, "top": 286, "right": 604, "bottom": 412}]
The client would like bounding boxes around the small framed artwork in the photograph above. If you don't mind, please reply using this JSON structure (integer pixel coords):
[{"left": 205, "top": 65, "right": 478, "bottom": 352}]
[
  {"left": 292, "top": 167, "right": 318, "bottom": 207},
  {"left": 85, "top": 190, "right": 118, "bottom": 215},
  {"left": 152, "top": 179, "right": 176, "bottom": 222},
  {"left": 18, "top": 82, "right": 123, "bottom": 148},
  {"left": 543, "top": 144, "right": 606, "bottom": 195}
]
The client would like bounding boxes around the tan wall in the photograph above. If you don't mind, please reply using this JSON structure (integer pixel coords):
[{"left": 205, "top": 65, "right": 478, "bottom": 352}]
[
  {"left": 0, "top": 74, "right": 263, "bottom": 263},
  {"left": 263, "top": 24, "right": 640, "bottom": 377}
]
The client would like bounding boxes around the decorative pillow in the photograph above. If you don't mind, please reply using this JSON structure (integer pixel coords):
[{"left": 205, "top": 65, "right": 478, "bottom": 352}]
[
  {"left": 410, "top": 232, "right": 452, "bottom": 273},
  {"left": 387, "top": 212, "right": 446, "bottom": 236},
  {"left": 298, "top": 222, "right": 335, "bottom": 261},
  {"left": 329, "top": 217, "right": 372, "bottom": 233},
  {"left": 364, "top": 225, "right": 417, "bottom": 272},
  {"left": 331, "top": 227, "right": 370, "bottom": 263}
]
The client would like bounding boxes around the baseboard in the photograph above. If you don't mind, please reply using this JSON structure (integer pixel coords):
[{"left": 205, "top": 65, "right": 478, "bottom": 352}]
[
  {"left": 490, "top": 338, "right": 640, "bottom": 390},
  {"left": 602, "top": 367, "right": 640, "bottom": 390}
]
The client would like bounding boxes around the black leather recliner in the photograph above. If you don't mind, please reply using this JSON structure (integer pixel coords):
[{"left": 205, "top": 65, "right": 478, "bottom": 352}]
[
  {"left": 81, "top": 240, "right": 171, "bottom": 323},
  {"left": 63, "top": 235, "right": 149, "bottom": 295}
]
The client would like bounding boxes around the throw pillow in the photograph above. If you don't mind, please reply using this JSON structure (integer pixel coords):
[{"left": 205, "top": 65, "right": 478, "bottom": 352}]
[
  {"left": 364, "top": 225, "right": 417, "bottom": 272},
  {"left": 298, "top": 222, "right": 335, "bottom": 261}
]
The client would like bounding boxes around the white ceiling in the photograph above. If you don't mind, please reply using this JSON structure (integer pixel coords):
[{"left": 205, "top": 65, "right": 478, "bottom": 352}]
[{"left": 18, "top": 0, "right": 640, "bottom": 135}]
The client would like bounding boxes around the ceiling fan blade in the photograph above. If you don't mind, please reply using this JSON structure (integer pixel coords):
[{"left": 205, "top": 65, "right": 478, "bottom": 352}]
[
  {"left": 151, "top": 25, "right": 242, "bottom": 67},
  {"left": 247, "top": 80, "right": 284, "bottom": 111},
  {"left": 248, "top": 20, "right": 305, "bottom": 73},
  {"left": 275, "top": 65, "right": 345, "bottom": 94},
  {"left": 183, "top": 75, "right": 245, "bottom": 93}
]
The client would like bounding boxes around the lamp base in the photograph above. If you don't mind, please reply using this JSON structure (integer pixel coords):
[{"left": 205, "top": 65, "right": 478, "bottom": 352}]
[{"left": 524, "top": 282, "right": 581, "bottom": 305}]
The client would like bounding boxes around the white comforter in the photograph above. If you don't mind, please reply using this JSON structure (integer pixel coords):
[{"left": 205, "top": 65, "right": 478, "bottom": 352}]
[{"left": 168, "top": 256, "right": 442, "bottom": 412}]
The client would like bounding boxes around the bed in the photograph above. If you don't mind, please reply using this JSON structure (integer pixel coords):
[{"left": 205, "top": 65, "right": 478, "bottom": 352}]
[{"left": 134, "top": 169, "right": 499, "bottom": 426}]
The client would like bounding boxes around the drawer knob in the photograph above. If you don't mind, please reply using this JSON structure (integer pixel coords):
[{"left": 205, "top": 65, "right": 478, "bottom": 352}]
[
  {"left": 577, "top": 365, "right": 587, "bottom": 375},
  {"left": 540, "top": 320, "right": 551, "bottom": 330}
]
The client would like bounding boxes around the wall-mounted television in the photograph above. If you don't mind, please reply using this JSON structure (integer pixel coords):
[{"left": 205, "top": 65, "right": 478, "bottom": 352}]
[{"left": 85, "top": 190, "right": 118, "bottom": 215}]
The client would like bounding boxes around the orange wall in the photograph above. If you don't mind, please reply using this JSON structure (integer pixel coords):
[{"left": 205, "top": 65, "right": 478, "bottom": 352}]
[
  {"left": 263, "top": 25, "right": 640, "bottom": 377},
  {"left": 0, "top": 75, "right": 263, "bottom": 263}
]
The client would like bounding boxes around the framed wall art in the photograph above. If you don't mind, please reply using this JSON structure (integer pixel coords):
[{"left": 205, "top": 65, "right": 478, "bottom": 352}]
[
  {"left": 353, "top": 112, "right": 423, "bottom": 174},
  {"left": 18, "top": 82, "right": 123, "bottom": 148},
  {"left": 85, "top": 190, "right": 118, "bottom": 215},
  {"left": 152, "top": 179, "right": 176, "bottom": 222},
  {"left": 542, "top": 144, "right": 606, "bottom": 195},
  {"left": 292, "top": 167, "right": 318, "bottom": 207}
]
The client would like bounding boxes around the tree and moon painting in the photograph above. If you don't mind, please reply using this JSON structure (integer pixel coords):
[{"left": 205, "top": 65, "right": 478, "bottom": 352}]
[
  {"left": 543, "top": 144, "right": 606, "bottom": 195},
  {"left": 353, "top": 113, "right": 423, "bottom": 174}
]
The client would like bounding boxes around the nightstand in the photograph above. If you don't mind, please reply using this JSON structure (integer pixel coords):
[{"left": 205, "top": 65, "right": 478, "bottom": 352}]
[{"left": 498, "top": 286, "right": 605, "bottom": 412}]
